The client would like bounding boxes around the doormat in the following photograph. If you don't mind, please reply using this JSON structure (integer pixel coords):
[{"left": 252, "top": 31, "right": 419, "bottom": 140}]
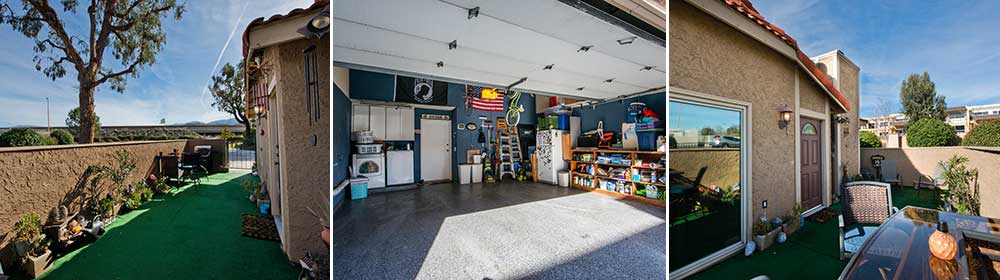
[
  {"left": 806, "top": 208, "right": 839, "bottom": 224},
  {"left": 241, "top": 214, "right": 280, "bottom": 241}
]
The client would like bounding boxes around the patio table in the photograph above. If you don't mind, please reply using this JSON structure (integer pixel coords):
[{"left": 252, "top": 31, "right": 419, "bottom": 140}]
[{"left": 839, "top": 206, "right": 1000, "bottom": 280}]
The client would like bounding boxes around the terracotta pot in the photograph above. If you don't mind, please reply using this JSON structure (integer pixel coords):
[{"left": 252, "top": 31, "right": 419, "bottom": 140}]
[
  {"left": 22, "top": 249, "right": 51, "bottom": 278},
  {"left": 753, "top": 227, "right": 780, "bottom": 252}
]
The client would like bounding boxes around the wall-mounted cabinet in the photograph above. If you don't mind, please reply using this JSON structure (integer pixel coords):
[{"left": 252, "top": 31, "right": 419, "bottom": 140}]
[{"left": 351, "top": 103, "right": 414, "bottom": 141}]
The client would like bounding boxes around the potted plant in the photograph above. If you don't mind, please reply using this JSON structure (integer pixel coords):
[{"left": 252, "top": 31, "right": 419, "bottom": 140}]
[
  {"left": 752, "top": 219, "right": 780, "bottom": 252},
  {"left": 12, "top": 214, "right": 51, "bottom": 278},
  {"left": 782, "top": 204, "right": 804, "bottom": 235}
]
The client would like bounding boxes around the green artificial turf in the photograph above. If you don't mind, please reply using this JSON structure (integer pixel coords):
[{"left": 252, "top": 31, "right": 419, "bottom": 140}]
[
  {"left": 687, "top": 187, "right": 943, "bottom": 279},
  {"left": 18, "top": 172, "right": 297, "bottom": 280}
]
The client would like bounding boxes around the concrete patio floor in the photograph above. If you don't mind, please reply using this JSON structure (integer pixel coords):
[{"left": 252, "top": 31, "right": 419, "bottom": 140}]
[
  {"left": 10, "top": 172, "right": 297, "bottom": 280},
  {"left": 332, "top": 181, "right": 667, "bottom": 280}
]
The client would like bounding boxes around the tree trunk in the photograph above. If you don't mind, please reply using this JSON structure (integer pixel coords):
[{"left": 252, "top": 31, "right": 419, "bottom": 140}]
[{"left": 78, "top": 85, "right": 97, "bottom": 144}]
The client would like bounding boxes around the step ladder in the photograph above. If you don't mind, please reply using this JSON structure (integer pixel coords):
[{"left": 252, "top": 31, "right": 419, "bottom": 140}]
[{"left": 496, "top": 119, "right": 522, "bottom": 180}]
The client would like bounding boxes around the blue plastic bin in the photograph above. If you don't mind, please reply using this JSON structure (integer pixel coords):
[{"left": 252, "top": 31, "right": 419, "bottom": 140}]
[
  {"left": 637, "top": 130, "right": 664, "bottom": 151},
  {"left": 350, "top": 178, "right": 369, "bottom": 200}
]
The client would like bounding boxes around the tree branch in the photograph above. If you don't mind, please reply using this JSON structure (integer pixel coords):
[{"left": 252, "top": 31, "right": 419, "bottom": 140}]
[
  {"left": 93, "top": 48, "right": 144, "bottom": 85},
  {"left": 25, "top": 0, "right": 86, "bottom": 74}
]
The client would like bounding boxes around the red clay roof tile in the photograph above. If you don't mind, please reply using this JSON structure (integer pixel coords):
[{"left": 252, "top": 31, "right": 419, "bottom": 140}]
[{"left": 720, "top": 0, "right": 851, "bottom": 111}]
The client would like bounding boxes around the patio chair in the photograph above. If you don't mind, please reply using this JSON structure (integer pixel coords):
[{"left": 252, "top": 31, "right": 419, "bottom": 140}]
[
  {"left": 839, "top": 181, "right": 899, "bottom": 260},
  {"left": 879, "top": 160, "right": 901, "bottom": 187},
  {"left": 913, "top": 161, "right": 948, "bottom": 200}
]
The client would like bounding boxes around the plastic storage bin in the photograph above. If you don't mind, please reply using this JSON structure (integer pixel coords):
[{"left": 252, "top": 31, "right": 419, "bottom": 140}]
[
  {"left": 350, "top": 178, "right": 369, "bottom": 200},
  {"left": 459, "top": 164, "right": 473, "bottom": 184},
  {"left": 637, "top": 129, "right": 664, "bottom": 151},
  {"left": 471, "top": 164, "right": 483, "bottom": 183}
]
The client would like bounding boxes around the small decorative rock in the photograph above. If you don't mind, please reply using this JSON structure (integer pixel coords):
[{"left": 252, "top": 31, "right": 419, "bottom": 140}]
[{"left": 777, "top": 232, "right": 787, "bottom": 244}]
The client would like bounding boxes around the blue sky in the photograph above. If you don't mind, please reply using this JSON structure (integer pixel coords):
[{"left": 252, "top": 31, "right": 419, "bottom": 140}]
[
  {"left": 0, "top": 0, "right": 310, "bottom": 126},
  {"left": 753, "top": 1, "right": 1000, "bottom": 117}
]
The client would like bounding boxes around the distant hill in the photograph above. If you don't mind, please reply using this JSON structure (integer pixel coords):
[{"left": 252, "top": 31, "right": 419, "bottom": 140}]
[{"left": 174, "top": 118, "right": 240, "bottom": 126}]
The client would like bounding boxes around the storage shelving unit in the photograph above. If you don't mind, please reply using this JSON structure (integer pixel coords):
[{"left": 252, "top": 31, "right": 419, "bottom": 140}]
[{"left": 569, "top": 149, "right": 666, "bottom": 207}]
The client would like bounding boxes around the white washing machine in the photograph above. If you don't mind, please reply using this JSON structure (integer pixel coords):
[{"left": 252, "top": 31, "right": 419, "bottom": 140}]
[{"left": 353, "top": 153, "right": 385, "bottom": 189}]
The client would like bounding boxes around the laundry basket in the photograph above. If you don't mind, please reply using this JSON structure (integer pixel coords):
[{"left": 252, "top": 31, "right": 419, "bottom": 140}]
[{"left": 350, "top": 177, "right": 369, "bottom": 200}]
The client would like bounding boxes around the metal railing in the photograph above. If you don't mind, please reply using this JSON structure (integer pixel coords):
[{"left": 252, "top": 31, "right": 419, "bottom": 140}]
[{"left": 227, "top": 138, "right": 256, "bottom": 170}]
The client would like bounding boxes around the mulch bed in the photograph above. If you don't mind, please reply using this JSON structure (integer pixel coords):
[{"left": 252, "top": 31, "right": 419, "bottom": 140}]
[
  {"left": 806, "top": 208, "right": 839, "bottom": 224},
  {"left": 241, "top": 214, "right": 280, "bottom": 241}
]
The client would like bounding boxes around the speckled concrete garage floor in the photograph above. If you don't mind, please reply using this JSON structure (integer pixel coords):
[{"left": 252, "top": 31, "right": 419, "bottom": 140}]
[{"left": 332, "top": 181, "right": 666, "bottom": 280}]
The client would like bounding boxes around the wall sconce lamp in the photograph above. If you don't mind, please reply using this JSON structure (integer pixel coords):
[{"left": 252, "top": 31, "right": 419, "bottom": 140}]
[{"left": 777, "top": 104, "right": 793, "bottom": 129}]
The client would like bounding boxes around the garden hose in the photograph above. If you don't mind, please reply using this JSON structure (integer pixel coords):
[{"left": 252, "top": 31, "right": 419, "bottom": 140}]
[{"left": 506, "top": 91, "right": 523, "bottom": 128}]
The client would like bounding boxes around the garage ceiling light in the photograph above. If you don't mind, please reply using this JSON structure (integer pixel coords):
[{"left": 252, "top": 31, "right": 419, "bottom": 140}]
[
  {"left": 468, "top": 6, "right": 480, "bottom": 19},
  {"left": 617, "top": 36, "right": 636, "bottom": 45}
]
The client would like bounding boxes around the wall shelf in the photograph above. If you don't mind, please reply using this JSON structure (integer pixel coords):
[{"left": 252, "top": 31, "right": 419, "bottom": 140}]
[{"left": 569, "top": 149, "right": 666, "bottom": 208}]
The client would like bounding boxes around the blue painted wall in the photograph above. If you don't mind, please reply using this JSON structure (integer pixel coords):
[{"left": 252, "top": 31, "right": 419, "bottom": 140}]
[
  {"left": 574, "top": 93, "right": 666, "bottom": 133},
  {"left": 332, "top": 82, "right": 352, "bottom": 208},
  {"left": 348, "top": 69, "right": 536, "bottom": 181}
]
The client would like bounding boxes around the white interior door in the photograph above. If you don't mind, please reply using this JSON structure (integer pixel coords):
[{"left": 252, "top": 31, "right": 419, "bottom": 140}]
[{"left": 420, "top": 118, "right": 451, "bottom": 182}]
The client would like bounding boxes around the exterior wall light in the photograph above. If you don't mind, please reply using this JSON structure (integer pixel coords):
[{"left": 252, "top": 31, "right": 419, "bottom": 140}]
[{"left": 778, "top": 104, "right": 793, "bottom": 129}]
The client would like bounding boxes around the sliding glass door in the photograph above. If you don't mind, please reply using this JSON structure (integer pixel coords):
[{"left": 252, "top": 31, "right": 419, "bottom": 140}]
[{"left": 668, "top": 94, "right": 747, "bottom": 274}]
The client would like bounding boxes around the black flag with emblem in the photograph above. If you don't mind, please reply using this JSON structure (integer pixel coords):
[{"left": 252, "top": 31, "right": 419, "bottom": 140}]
[{"left": 395, "top": 76, "right": 448, "bottom": 105}]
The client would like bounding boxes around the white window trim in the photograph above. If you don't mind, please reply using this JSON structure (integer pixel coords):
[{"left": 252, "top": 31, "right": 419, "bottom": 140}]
[{"left": 669, "top": 86, "right": 752, "bottom": 279}]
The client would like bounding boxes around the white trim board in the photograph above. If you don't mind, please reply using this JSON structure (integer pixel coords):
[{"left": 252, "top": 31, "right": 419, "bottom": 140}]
[
  {"left": 350, "top": 99, "right": 456, "bottom": 111},
  {"left": 669, "top": 86, "right": 752, "bottom": 280}
]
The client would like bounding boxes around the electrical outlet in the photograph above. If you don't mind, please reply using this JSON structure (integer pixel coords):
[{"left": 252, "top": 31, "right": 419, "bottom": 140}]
[{"left": 762, "top": 200, "right": 768, "bottom": 209}]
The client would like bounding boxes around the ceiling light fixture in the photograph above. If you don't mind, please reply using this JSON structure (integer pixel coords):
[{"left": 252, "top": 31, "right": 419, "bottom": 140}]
[
  {"left": 298, "top": 8, "right": 330, "bottom": 39},
  {"left": 617, "top": 36, "right": 636, "bottom": 45},
  {"left": 468, "top": 7, "right": 480, "bottom": 19}
]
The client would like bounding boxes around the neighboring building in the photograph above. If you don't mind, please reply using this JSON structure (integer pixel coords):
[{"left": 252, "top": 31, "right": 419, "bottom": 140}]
[
  {"left": 669, "top": 0, "right": 860, "bottom": 277},
  {"left": 861, "top": 103, "right": 1000, "bottom": 147},
  {"left": 242, "top": 0, "right": 329, "bottom": 263}
]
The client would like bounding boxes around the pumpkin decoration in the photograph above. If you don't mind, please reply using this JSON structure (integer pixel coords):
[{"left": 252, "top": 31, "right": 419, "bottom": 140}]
[{"left": 929, "top": 222, "right": 958, "bottom": 260}]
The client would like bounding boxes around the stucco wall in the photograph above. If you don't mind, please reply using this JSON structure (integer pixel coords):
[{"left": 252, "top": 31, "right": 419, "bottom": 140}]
[
  {"left": 860, "top": 147, "right": 1000, "bottom": 218},
  {"left": 0, "top": 140, "right": 187, "bottom": 266},
  {"left": 670, "top": 149, "right": 741, "bottom": 190},
  {"left": 273, "top": 37, "right": 330, "bottom": 262},
  {"left": 838, "top": 59, "right": 861, "bottom": 178},
  {"left": 671, "top": 0, "right": 801, "bottom": 223},
  {"left": 798, "top": 73, "right": 827, "bottom": 114}
]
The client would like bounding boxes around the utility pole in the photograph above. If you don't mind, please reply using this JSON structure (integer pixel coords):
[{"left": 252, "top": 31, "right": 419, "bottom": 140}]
[{"left": 46, "top": 97, "right": 50, "bottom": 133}]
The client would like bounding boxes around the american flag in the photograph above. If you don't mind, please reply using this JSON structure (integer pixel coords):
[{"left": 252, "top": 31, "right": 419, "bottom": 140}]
[{"left": 466, "top": 85, "right": 505, "bottom": 112}]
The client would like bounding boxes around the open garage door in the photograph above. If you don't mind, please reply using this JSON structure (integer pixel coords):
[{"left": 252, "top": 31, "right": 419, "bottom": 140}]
[{"left": 332, "top": 0, "right": 665, "bottom": 100}]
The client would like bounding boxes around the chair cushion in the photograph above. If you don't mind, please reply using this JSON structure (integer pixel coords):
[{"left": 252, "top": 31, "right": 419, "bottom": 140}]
[{"left": 844, "top": 226, "right": 880, "bottom": 253}]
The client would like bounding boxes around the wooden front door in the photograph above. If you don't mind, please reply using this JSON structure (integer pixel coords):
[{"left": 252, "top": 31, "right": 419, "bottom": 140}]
[{"left": 800, "top": 118, "right": 823, "bottom": 209}]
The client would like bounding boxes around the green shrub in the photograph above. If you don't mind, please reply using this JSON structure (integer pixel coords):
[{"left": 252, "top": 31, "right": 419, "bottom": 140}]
[
  {"left": 44, "top": 136, "right": 59, "bottom": 146},
  {"left": 860, "top": 131, "right": 882, "bottom": 148},
  {"left": 50, "top": 129, "right": 75, "bottom": 144},
  {"left": 13, "top": 213, "right": 42, "bottom": 241},
  {"left": 0, "top": 128, "right": 48, "bottom": 147},
  {"left": 906, "top": 118, "right": 956, "bottom": 147},
  {"left": 963, "top": 120, "right": 1000, "bottom": 147},
  {"left": 97, "top": 196, "right": 115, "bottom": 217},
  {"left": 123, "top": 190, "right": 143, "bottom": 210},
  {"left": 940, "top": 156, "right": 980, "bottom": 215}
]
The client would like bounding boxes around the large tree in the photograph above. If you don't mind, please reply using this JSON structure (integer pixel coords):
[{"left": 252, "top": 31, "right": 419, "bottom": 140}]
[
  {"left": 900, "top": 72, "right": 946, "bottom": 123},
  {"left": 66, "top": 107, "right": 101, "bottom": 138},
  {"left": 0, "top": 0, "right": 184, "bottom": 143},
  {"left": 208, "top": 62, "right": 250, "bottom": 133}
]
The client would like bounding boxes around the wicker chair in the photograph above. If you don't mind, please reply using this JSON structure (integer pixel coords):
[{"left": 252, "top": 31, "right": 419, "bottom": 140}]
[{"left": 839, "top": 181, "right": 899, "bottom": 260}]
